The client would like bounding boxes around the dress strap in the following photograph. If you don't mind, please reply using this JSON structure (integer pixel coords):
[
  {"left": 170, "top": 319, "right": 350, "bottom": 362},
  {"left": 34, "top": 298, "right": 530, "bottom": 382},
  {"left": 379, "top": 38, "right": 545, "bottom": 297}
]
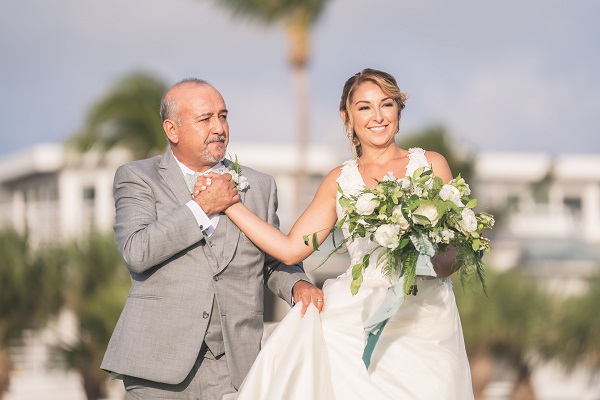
[
  {"left": 405, "top": 147, "right": 430, "bottom": 177},
  {"left": 336, "top": 159, "right": 363, "bottom": 197}
]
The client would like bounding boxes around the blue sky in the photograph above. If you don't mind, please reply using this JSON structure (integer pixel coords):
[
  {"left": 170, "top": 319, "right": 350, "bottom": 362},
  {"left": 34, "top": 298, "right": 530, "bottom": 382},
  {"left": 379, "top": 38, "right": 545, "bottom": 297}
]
[{"left": 1, "top": 0, "right": 598, "bottom": 157}]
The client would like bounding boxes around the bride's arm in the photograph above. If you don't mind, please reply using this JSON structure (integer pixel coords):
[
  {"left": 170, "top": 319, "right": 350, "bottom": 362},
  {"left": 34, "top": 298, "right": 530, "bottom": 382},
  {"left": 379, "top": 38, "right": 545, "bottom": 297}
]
[{"left": 225, "top": 167, "right": 341, "bottom": 265}]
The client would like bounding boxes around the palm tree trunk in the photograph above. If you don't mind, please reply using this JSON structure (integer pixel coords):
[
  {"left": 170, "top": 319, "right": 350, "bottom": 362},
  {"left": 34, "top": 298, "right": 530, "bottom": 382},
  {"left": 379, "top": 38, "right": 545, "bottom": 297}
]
[
  {"left": 290, "top": 64, "right": 310, "bottom": 214},
  {"left": 509, "top": 364, "right": 536, "bottom": 400},
  {"left": 0, "top": 347, "right": 11, "bottom": 400},
  {"left": 470, "top": 350, "right": 495, "bottom": 400}
]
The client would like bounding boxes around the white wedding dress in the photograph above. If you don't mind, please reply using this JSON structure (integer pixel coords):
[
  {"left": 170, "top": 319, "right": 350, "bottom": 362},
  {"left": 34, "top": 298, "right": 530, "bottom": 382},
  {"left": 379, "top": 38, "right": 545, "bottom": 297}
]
[{"left": 235, "top": 148, "right": 474, "bottom": 400}]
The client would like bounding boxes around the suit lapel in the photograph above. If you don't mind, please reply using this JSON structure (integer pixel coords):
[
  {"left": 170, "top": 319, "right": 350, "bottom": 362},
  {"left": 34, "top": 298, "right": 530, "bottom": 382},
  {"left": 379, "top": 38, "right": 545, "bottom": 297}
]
[
  {"left": 156, "top": 154, "right": 246, "bottom": 274},
  {"left": 158, "top": 151, "right": 193, "bottom": 205}
]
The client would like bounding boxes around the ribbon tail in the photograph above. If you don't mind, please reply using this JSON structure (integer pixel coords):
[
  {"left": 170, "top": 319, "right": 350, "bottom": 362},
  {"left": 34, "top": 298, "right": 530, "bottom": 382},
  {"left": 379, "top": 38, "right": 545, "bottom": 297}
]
[
  {"left": 415, "top": 253, "right": 437, "bottom": 277},
  {"left": 362, "top": 276, "right": 406, "bottom": 369}
]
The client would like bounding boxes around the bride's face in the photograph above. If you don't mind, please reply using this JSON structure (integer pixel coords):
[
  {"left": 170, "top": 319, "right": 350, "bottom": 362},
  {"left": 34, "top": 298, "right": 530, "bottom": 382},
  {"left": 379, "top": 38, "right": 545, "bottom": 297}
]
[{"left": 348, "top": 81, "right": 399, "bottom": 149}]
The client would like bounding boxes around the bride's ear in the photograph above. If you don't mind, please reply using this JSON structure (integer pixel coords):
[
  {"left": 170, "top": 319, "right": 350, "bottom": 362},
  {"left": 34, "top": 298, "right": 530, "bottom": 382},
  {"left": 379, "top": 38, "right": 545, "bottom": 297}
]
[{"left": 339, "top": 110, "right": 347, "bottom": 122}]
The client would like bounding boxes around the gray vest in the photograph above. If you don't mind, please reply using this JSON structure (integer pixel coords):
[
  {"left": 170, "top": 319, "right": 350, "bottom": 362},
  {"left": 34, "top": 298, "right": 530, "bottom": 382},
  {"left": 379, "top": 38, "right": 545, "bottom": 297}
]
[{"left": 202, "top": 216, "right": 227, "bottom": 358}]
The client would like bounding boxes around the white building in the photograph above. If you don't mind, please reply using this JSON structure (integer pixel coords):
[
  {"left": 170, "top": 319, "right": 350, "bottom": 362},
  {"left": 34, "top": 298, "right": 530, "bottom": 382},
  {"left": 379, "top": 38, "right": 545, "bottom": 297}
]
[
  {"left": 2, "top": 144, "right": 600, "bottom": 400},
  {"left": 0, "top": 144, "right": 129, "bottom": 247},
  {"left": 474, "top": 152, "right": 600, "bottom": 244}
]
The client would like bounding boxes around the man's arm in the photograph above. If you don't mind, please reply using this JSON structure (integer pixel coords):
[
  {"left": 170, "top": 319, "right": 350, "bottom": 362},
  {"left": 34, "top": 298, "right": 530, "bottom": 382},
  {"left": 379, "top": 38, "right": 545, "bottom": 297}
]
[
  {"left": 113, "top": 164, "right": 236, "bottom": 274},
  {"left": 113, "top": 164, "right": 204, "bottom": 273},
  {"left": 260, "top": 175, "right": 324, "bottom": 314}
]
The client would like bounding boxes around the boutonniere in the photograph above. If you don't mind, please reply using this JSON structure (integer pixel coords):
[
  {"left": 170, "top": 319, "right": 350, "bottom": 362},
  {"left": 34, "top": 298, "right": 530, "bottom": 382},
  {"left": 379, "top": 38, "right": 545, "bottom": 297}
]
[{"left": 227, "top": 154, "right": 249, "bottom": 191}]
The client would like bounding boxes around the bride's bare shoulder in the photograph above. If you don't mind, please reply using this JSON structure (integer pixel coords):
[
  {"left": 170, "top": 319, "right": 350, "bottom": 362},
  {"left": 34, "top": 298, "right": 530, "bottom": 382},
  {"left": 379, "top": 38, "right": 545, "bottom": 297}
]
[{"left": 323, "top": 165, "right": 343, "bottom": 183}]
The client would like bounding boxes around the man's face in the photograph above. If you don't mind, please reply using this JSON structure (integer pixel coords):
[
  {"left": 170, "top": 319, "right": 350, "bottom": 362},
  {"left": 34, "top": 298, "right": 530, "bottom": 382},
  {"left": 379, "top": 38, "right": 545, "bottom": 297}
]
[{"left": 167, "top": 83, "right": 229, "bottom": 171}]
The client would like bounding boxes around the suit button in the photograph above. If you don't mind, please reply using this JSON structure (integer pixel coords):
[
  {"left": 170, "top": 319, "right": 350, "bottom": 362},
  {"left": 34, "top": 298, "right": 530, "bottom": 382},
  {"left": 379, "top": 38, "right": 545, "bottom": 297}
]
[
  {"left": 203, "top": 311, "right": 209, "bottom": 319},
  {"left": 213, "top": 276, "right": 219, "bottom": 281}
]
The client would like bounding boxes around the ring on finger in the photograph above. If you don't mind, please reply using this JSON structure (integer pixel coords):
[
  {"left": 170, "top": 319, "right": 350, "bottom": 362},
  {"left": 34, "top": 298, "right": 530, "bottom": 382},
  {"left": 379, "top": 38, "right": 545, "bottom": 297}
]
[{"left": 316, "top": 299, "right": 323, "bottom": 302}]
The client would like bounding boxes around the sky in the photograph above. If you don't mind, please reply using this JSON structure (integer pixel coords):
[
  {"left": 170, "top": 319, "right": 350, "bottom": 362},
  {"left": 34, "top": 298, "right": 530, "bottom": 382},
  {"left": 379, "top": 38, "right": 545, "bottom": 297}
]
[{"left": 1, "top": 0, "right": 599, "bottom": 158}]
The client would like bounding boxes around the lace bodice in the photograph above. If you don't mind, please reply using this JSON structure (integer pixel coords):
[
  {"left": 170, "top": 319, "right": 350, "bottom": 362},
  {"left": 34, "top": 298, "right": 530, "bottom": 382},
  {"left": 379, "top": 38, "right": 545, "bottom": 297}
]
[{"left": 335, "top": 148, "right": 430, "bottom": 280}]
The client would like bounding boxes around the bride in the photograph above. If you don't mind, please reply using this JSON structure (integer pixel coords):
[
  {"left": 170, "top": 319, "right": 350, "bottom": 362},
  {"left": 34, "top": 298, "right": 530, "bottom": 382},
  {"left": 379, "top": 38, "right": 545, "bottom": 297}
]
[{"left": 220, "top": 68, "right": 474, "bottom": 399}]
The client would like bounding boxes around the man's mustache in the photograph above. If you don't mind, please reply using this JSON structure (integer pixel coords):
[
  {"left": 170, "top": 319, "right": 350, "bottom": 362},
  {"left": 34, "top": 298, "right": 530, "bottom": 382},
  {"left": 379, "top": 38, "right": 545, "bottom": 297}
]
[{"left": 205, "top": 134, "right": 226, "bottom": 144}]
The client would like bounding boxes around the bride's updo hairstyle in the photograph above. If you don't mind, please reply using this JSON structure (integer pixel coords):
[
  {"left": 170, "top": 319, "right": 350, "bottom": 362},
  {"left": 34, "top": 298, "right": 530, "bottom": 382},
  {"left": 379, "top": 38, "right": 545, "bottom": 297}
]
[{"left": 339, "top": 68, "right": 407, "bottom": 158}]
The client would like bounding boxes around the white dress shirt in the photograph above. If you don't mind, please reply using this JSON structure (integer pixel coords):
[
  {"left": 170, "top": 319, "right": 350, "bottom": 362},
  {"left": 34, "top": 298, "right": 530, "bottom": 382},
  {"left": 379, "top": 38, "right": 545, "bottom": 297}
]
[{"left": 173, "top": 153, "right": 222, "bottom": 237}]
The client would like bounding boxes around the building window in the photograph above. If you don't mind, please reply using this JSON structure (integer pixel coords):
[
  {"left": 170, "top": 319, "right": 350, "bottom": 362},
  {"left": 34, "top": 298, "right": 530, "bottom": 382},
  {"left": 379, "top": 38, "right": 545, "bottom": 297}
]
[
  {"left": 563, "top": 196, "right": 582, "bottom": 215},
  {"left": 83, "top": 187, "right": 95, "bottom": 201}
]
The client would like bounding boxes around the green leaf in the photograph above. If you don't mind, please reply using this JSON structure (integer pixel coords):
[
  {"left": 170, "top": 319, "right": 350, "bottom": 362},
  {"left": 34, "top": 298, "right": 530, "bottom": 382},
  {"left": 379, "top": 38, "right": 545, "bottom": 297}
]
[
  {"left": 465, "top": 199, "right": 478, "bottom": 208},
  {"left": 472, "top": 239, "right": 481, "bottom": 251},
  {"left": 311, "top": 233, "right": 320, "bottom": 251},
  {"left": 412, "top": 214, "right": 431, "bottom": 223},
  {"left": 350, "top": 274, "right": 363, "bottom": 296},
  {"left": 351, "top": 262, "right": 363, "bottom": 280},
  {"left": 413, "top": 166, "right": 425, "bottom": 178},
  {"left": 339, "top": 196, "right": 351, "bottom": 209}
]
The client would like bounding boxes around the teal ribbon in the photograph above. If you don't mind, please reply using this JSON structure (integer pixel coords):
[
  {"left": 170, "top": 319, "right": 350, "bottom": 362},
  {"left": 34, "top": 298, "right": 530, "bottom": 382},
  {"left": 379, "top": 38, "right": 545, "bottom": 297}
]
[
  {"left": 411, "top": 233, "right": 436, "bottom": 277},
  {"left": 362, "top": 234, "right": 438, "bottom": 369},
  {"left": 362, "top": 276, "right": 406, "bottom": 369}
]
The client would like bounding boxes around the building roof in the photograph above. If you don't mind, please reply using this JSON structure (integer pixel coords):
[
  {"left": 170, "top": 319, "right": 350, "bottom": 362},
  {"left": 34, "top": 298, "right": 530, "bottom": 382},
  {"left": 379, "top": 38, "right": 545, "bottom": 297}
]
[
  {"left": 554, "top": 154, "right": 600, "bottom": 181},
  {"left": 474, "top": 152, "right": 552, "bottom": 182},
  {"left": 0, "top": 143, "right": 64, "bottom": 183}
]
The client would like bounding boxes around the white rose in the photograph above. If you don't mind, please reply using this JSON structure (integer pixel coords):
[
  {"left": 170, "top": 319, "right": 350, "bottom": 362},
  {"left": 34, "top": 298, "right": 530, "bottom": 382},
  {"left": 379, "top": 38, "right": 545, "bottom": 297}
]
[
  {"left": 228, "top": 169, "right": 239, "bottom": 181},
  {"left": 382, "top": 171, "right": 397, "bottom": 181},
  {"left": 463, "top": 183, "right": 471, "bottom": 196},
  {"left": 412, "top": 185, "right": 424, "bottom": 197},
  {"left": 412, "top": 203, "right": 440, "bottom": 227},
  {"left": 236, "top": 175, "right": 249, "bottom": 190},
  {"left": 398, "top": 178, "right": 411, "bottom": 189},
  {"left": 391, "top": 205, "right": 411, "bottom": 232},
  {"left": 439, "top": 184, "right": 464, "bottom": 207},
  {"left": 355, "top": 193, "right": 379, "bottom": 215},
  {"left": 374, "top": 224, "right": 400, "bottom": 249},
  {"left": 441, "top": 228, "right": 455, "bottom": 242},
  {"left": 458, "top": 208, "right": 477, "bottom": 233}
]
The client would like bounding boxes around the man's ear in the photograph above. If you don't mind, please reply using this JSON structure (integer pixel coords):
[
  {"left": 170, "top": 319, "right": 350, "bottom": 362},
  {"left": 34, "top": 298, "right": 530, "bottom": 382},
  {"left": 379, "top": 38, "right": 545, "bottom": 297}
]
[{"left": 163, "top": 120, "right": 179, "bottom": 144}]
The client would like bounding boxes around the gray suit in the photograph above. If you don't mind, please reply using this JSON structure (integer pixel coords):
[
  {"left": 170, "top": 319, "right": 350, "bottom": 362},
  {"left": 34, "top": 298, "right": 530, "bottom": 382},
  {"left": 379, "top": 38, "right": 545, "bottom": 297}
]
[{"left": 101, "top": 151, "right": 308, "bottom": 390}]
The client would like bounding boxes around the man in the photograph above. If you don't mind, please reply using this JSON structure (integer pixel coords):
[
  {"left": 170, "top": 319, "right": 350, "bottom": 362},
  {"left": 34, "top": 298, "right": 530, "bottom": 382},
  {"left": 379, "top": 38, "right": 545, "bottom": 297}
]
[{"left": 101, "top": 78, "right": 323, "bottom": 399}]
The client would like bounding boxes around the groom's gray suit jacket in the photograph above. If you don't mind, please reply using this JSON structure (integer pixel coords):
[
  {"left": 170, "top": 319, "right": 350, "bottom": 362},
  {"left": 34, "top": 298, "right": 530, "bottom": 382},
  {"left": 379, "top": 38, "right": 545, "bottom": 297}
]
[{"left": 100, "top": 151, "right": 308, "bottom": 388}]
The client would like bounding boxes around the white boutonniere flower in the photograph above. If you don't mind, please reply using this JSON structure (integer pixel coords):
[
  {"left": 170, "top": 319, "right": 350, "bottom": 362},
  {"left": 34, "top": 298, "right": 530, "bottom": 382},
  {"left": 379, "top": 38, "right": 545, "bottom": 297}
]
[{"left": 224, "top": 154, "right": 249, "bottom": 192}]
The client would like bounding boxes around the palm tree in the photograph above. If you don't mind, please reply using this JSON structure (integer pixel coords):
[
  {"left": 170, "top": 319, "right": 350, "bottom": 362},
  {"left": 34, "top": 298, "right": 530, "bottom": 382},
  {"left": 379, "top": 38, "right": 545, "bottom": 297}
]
[
  {"left": 455, "top": 270, "right": 553, "bottom": 400},
  {"left": 209, "top": 0, "right": 330, "bottom": 212},
  {"left": 56, "top": 233, "right": 130, "bottom": 400},
  {"left": 70, "top": 72, "right": 168, "bottom": 160},
  {"left": 538, "top": 273, "right": 600, "bottom": 379},
  {"left": 397, "top": 125, "right": 474, "bottom": 182},
  {"left": 0, "top": 229, "right": 65, "bottom": 400}
]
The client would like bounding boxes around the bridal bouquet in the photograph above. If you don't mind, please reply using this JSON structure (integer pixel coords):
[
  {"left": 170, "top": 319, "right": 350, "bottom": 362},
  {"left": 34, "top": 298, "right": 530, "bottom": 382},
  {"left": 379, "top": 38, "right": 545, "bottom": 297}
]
[{"left": 306, "top": 167, "right": 494, "bottom": 296}]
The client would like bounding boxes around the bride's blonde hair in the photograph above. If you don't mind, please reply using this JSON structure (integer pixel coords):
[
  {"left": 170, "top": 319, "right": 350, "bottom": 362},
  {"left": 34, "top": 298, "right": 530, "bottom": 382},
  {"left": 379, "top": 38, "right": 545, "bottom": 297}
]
[{"left": 339, "top": 68, "right": 407, "bottom": 158}]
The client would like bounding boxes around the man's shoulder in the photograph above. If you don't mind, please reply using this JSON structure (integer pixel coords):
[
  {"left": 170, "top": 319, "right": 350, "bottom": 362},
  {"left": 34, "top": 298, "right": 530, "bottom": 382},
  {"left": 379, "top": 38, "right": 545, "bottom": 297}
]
[
  {"left": 117, "top": 154, "right": 164, "bottom": 173},
  {"left": 237, "top": 164, "right": 270, "bottom": 178}
]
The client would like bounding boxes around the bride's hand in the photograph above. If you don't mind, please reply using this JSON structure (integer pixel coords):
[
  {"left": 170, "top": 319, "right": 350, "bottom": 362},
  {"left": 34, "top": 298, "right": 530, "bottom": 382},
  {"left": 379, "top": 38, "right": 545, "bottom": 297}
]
[{"left": 432, "top": 245, "right": 459, "bottom": 278}]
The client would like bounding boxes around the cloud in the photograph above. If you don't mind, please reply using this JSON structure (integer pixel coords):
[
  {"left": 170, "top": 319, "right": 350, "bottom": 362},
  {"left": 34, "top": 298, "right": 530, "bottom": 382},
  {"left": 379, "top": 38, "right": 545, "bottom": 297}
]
[{"left": 0, "top": 0, "right": 599, "bottom": 156}]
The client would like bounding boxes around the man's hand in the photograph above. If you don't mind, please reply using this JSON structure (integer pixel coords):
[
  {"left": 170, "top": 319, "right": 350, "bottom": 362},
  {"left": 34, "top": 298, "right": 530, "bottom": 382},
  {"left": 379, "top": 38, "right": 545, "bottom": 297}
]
[
  {"left": 193, "top": 172, "right": 239, "bottom": 215},
  {"left": 292, "top": 280, "right": 324, "bottom": 316}
]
